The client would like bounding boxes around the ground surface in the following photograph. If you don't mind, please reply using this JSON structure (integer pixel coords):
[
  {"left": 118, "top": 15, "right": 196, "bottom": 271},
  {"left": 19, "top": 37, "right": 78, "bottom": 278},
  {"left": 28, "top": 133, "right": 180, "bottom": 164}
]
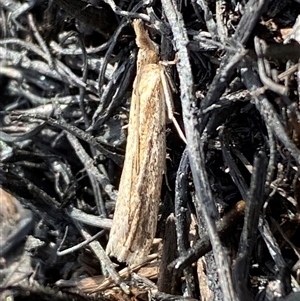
[{"left": 1, "top": 1, "right": 300, "bottom": 301}]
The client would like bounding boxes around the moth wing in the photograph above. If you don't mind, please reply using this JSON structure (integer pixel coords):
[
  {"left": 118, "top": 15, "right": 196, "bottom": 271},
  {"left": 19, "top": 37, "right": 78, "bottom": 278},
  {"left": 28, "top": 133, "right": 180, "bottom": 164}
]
[
  {"left": 106, "top": 64, "right": 166, "bottom": 265},
  {"left": 105, "top": 70, "right": 141, "bottom": 258}
]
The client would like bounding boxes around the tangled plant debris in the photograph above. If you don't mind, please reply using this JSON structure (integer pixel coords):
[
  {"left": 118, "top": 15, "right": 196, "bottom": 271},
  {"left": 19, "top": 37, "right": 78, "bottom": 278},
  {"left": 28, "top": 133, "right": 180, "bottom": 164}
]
[{"left": 1, "top": 0, "right": 300, "bottom": 300}]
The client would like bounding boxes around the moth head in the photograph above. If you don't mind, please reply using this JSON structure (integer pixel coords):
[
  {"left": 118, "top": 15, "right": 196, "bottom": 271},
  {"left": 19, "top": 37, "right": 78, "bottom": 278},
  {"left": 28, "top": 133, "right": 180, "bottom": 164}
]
[{"left": 133, "top": 19, "right": 159, "bottom": 54}]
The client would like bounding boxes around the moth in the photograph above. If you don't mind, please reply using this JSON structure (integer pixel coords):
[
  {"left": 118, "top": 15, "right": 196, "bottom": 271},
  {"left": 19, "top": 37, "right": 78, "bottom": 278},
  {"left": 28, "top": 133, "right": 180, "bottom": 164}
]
[{"left": 106, "top": 19, "right": 168, "bottom": 265}]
